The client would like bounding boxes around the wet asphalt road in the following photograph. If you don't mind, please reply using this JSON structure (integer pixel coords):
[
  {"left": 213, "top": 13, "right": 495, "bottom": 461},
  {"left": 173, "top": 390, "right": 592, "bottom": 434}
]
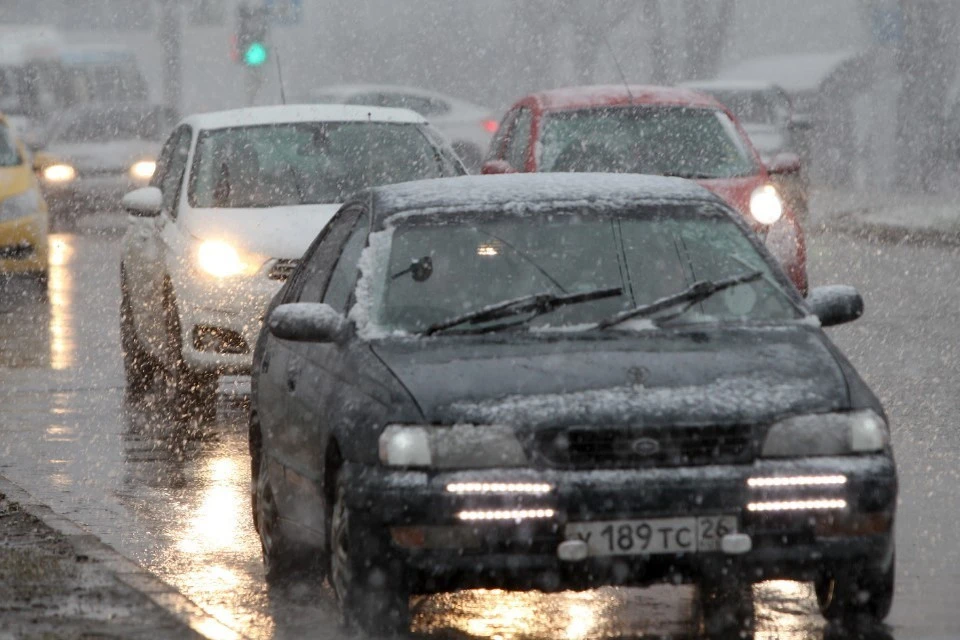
[{"left": 1, "top": 214, "right": 959, "bottom": 639}]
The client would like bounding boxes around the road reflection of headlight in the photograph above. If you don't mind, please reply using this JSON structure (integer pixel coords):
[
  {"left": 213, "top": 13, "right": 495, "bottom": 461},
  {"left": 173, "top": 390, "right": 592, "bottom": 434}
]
[
  {"left": 130, "top": 160, "right": 156, "bottom": 180},
  {"left": 197, "top": 240, "right": 245, "bottom": 278},
  {"left": 43, "top": 164, "right": 76, "bottom": 183},
  {"left": 749, "top": 184, "right": 783, "bottom": 225}
]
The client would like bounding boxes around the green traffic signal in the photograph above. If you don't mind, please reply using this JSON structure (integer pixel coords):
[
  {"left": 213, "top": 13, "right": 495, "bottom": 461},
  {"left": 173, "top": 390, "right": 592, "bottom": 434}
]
[{"left": 244, "top": 42, "right": 268, "bottom": 67}]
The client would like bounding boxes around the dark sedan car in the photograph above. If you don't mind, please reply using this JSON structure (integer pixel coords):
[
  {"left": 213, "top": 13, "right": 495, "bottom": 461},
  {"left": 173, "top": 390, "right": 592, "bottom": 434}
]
[{"left": 249, "top": 174, "right": 896, "bottom": 636}]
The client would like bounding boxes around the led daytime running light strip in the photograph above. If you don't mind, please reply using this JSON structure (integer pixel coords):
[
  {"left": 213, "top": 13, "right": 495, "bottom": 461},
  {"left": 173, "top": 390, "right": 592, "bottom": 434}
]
[
  {"left": 747, "top": 499, "right": 847, "bottom": 512},
  {"left": 747, "top": 475, "right": 847, "bottom": 488},
  {"left": 456, "top": 509, "right": 555, "bottom": 521},
  {"left": 446, "top": 482, "right": 552, "bottom": 495}
]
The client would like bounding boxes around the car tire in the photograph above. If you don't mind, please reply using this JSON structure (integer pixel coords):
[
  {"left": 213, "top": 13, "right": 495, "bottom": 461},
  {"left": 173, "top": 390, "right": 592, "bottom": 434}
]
[
  {"left": 161, "top": 283, "right": 217, "bottom": 423},
  {"left": 696, "top": 579, "right": 755, "bottom": 638},
  {"left": 816, "top": 551, "right": 895, "bottom": 623},
  {"left": 330, "top": 472, "right": 410, "bottom": 636},
  {"left": 120, "top": 269, "right": 158, "bottom": 397},
  {"left": 254, "top": 448, "right": 321, "bottom": 583}
]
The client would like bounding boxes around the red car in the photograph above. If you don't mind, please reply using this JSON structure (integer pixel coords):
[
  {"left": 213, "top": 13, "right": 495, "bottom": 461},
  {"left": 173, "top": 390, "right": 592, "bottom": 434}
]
[{"left": 481, "top": 85, "right": 807, "bottom": 293}]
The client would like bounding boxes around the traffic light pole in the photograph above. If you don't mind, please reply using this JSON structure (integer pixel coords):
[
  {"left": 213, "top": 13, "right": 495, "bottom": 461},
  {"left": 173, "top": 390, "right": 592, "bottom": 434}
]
[{"left": 159, "top": 0, "right": 182, "bottom": 113}]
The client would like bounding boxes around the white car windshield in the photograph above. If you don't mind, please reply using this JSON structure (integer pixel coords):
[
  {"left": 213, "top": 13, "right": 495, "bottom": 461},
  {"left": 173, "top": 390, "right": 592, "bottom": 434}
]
[
  {"left": 189, "top": 122, "right": 453, "bottom": 208},
  {"left": 359, "top": 207, "right": 798, "bottom": 336}
]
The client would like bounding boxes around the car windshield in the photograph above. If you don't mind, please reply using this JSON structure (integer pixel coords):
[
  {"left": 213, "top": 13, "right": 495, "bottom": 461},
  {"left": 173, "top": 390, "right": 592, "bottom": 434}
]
[
  {"left": 539, "top": 106, "right": 758, "bottom": 178},
  {"left": 0, "top": 124, "right": 21, "bottom": 167},
  {"left": 189, "top": 122, "right": 452, "bottom": 208},
  {"left": 52, "top": 107, "right": 162, "bottom": 143},
  {"left": 357, "top": 206, "right": 799, "bottom": 336}
]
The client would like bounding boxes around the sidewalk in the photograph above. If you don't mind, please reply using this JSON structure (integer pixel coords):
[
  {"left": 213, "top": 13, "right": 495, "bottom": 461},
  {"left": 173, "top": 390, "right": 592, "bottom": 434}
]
[
  {"left": 809, "top": 188, "right": 960, "bottom": 245},
  {"left": 0, "top": 475, "right": 242, "bottom": 640}
]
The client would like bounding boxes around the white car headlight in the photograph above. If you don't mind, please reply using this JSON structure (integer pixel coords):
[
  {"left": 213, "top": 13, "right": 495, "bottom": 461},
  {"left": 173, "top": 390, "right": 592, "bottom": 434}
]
[
  {"left": 0, "top": 188, "right": 42, "bottom": 222},
  {"left": 130, "top": 160, "right": 156, "bottom": 180},
  {"left": 761, "top": 410, "right": 889, "bottom": 458},
  {"left": 379, "top": 424, "right": 528, "bottom": 469},
  {"left": 749, "top": 184, "right": 783, "bottom": 225},
  {"left": 195, "top": 239, "right": 264, "bottom": 278},
  {"left": 42, "top": 163, "right": 76, "bottom": 183}
]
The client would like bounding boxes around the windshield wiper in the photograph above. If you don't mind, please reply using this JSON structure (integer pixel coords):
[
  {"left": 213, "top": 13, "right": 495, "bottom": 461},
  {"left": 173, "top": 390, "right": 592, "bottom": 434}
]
[
  {"left": 661, "top": 170, "right": 716, "bottom": 180},
  {"left": 596, "top": 271, "right": 763, "bottom": 330},
  {"left": 423, "top": 286, "right": 623, "bottom": 336}
]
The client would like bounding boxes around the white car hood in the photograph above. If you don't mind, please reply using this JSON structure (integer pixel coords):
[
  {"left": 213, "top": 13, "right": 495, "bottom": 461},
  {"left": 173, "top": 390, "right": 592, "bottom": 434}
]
[{"left": 182, "top": 204, "right": 342, "bottom": 259}]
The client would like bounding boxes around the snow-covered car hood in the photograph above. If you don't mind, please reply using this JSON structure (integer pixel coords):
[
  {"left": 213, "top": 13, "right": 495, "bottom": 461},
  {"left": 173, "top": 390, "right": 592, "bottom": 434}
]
[
  {"left": 370, "top": 326, "right": 851, "bottom": 428},
  {"left": 182, "top": 204, "right": 342, "bottom": 259},
  {"left": 44, "top": 140, "right": 161, "bottom": 173}
]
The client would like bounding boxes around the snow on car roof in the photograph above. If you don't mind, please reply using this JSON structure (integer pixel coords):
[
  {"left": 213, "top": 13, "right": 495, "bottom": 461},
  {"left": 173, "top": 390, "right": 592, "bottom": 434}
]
[
  {"left": 182, "top": 104, "right": 426, "bottom": 131},
  {"left": 527, "top": 85, "right": 725, "bottom": 112},
  {"left": 371, "top": 173, "right": 722, "bottom": 223}
]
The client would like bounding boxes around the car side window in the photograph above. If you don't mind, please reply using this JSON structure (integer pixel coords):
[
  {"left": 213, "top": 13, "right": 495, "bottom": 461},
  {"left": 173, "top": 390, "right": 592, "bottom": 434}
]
[
  {"left": 484, "top": 110, "right": 519, "bottom": 163},
  {"left": 323, "top": 210, "right": 371, "bottom": 312},
  {"left": 505, "top": 108, "right": 533, "bottom": 170},
  {"left": 296, "top": 207, "right": 365, "bottom": 303},
  {"left": 158, "top": 126, "right": 192, "bottom": 218}
]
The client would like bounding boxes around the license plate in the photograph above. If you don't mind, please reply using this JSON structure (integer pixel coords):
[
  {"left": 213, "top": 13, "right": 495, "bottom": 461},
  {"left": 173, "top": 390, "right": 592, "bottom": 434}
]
[{"left": 564, "top": 515, "right": 738, "bottom": 557}]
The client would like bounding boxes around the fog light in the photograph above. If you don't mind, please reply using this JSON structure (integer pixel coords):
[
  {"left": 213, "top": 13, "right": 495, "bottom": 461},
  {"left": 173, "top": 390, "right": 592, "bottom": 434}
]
[
  {"left": 747, "top": 499, "right": 847, "bottom": 512},
  {"left": 456, "top": 509, "right": 555, "bottom": 522},
  {"left": 446, "top": 482, "right": 552, "bottom": 495},
  {"left": 747, "top": 475, "right": 847, "bottom": 488}
]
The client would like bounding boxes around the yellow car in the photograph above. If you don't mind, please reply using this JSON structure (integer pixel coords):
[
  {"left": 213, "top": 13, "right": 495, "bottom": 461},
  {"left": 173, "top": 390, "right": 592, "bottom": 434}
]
[{"left": 0, "top": 114, "right": 48, "bottom": 281}]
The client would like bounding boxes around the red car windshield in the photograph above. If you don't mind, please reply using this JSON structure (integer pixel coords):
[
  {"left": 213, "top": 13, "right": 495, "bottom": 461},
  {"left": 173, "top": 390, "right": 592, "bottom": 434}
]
[{"left": 539, "top": 106, "right": 758, "bottom": 179}]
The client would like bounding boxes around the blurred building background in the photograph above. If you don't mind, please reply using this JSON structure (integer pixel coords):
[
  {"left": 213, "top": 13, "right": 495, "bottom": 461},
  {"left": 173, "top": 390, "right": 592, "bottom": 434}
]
[{"left": 3, "top": 0, "right": 956, "bottom": 191}]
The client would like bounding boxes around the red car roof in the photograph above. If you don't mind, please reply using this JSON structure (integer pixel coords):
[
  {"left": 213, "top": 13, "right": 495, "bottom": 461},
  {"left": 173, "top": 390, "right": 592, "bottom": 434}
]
[{"left": 525, "top": 85, "right": 726, "bottom": 112}]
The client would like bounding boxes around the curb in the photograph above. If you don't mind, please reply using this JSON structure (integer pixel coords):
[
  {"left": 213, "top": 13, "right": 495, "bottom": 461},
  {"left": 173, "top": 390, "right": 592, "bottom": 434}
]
[
  {"left": 817, "top": 209, "right": 960, "bottom": 248},
  {"left": 0, "top": 474, "right": 249, "bottom": 640}
]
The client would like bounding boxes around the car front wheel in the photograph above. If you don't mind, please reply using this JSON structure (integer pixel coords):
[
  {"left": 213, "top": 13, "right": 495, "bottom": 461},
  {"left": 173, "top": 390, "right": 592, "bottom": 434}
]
[
  {"left": 120, "top": 269, "right": 158, "bottom": 397},
  {"left": 330, "top": 472, "right": 409, "bottom": 635},
  {"left": 816, "top": 551, "right": 895, "bottom": 623}
]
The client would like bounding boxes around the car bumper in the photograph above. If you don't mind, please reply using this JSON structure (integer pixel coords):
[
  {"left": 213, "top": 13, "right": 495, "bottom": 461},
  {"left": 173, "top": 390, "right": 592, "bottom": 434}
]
[
  {"left": 42, "top": 174, "right": 148, "bottom": 215},
  {"left": 339, "top": 455, "right": 896, "bottom": 593},
  {"left": 0, "top": 213, "right": 48, "bottom": 274},
  {"left": 173, "top": 270, "right": 283, "bottom": 375}
]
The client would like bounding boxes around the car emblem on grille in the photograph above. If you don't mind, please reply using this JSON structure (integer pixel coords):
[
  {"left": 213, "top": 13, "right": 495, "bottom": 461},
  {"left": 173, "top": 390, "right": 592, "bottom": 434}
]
[{"left": 631, "top": 437, "right": 660, "bottom": 456}]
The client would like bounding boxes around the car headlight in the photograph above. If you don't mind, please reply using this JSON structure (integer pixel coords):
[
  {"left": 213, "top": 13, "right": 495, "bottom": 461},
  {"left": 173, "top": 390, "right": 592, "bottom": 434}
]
[
  {"left": 761, "top": 410, "right": 889, "bottom": 458},
  {"left": 749, "top": 184, "right": 783, "bottom": 225},
  {"left": 130, "top": 160, "right": 156, "bottom": 180},
  {"left": 42, "top": 163, "right": 76, "bottom": 183},
  {"left": 0, "top": 188, "right": 42, "bottom": 222},
  {"left": 379, "top": 424, "right": 528, "bottom": 469},
  {"left": 195, "top": 239, "right": 264, "bottom": 278}
]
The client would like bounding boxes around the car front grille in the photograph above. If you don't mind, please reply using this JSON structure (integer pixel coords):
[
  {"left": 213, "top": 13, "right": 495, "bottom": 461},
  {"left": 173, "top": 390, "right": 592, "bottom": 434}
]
[
  {"left": 533, "top": 424, "right": 755, "bottom": 468},
  {"left": 268, "top": 259, "right": 298, "bottom": 281}
]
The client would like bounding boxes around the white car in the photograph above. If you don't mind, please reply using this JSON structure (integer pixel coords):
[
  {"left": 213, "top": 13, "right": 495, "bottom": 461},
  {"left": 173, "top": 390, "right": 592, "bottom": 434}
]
[
  {"left": 297, "top": 84, "right": 497, "bottom": 171},
  {"left": 119, "top": 104, "right": 464, "bottom": 421}
]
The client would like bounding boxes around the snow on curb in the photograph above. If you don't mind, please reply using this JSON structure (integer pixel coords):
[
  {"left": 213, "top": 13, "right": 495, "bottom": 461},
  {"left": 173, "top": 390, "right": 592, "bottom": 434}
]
[{"left": 0, "top": 474, "right": 248, "bottom": 640}]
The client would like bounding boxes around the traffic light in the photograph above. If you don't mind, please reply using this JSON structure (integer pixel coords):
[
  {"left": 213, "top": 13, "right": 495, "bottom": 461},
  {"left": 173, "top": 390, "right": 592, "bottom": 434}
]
[{"left": 236, "top": 4, "right": 269, "bottom": 67}]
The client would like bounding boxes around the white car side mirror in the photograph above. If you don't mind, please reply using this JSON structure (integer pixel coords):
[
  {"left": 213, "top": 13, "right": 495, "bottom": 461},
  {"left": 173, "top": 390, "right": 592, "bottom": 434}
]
[{"left": 122, "top": 187, "right": 162, "bottom": 217}]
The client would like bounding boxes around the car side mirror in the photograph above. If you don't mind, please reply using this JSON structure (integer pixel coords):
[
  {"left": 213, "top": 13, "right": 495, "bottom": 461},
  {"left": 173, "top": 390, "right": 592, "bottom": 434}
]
[
  {"left": 806, "top": 285, "right": 864, "bottom": 327},
  {"left": 788, "top": 114, "right": 814, "bottom": 132},
  {"left": 122, "top": 187, "right": 162, "bottom": 217},
  {"left": 31, "top": 150, "right": 55, "bottom": 173},
  {"left": 481, "top": 159, "right": 516, "bottom": 175},
  {"left": 268, "top": 303, "right": 348, "bottom": 343},
  {"left": 766, "top": 152, "right": 802, "bottom": 176}
]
